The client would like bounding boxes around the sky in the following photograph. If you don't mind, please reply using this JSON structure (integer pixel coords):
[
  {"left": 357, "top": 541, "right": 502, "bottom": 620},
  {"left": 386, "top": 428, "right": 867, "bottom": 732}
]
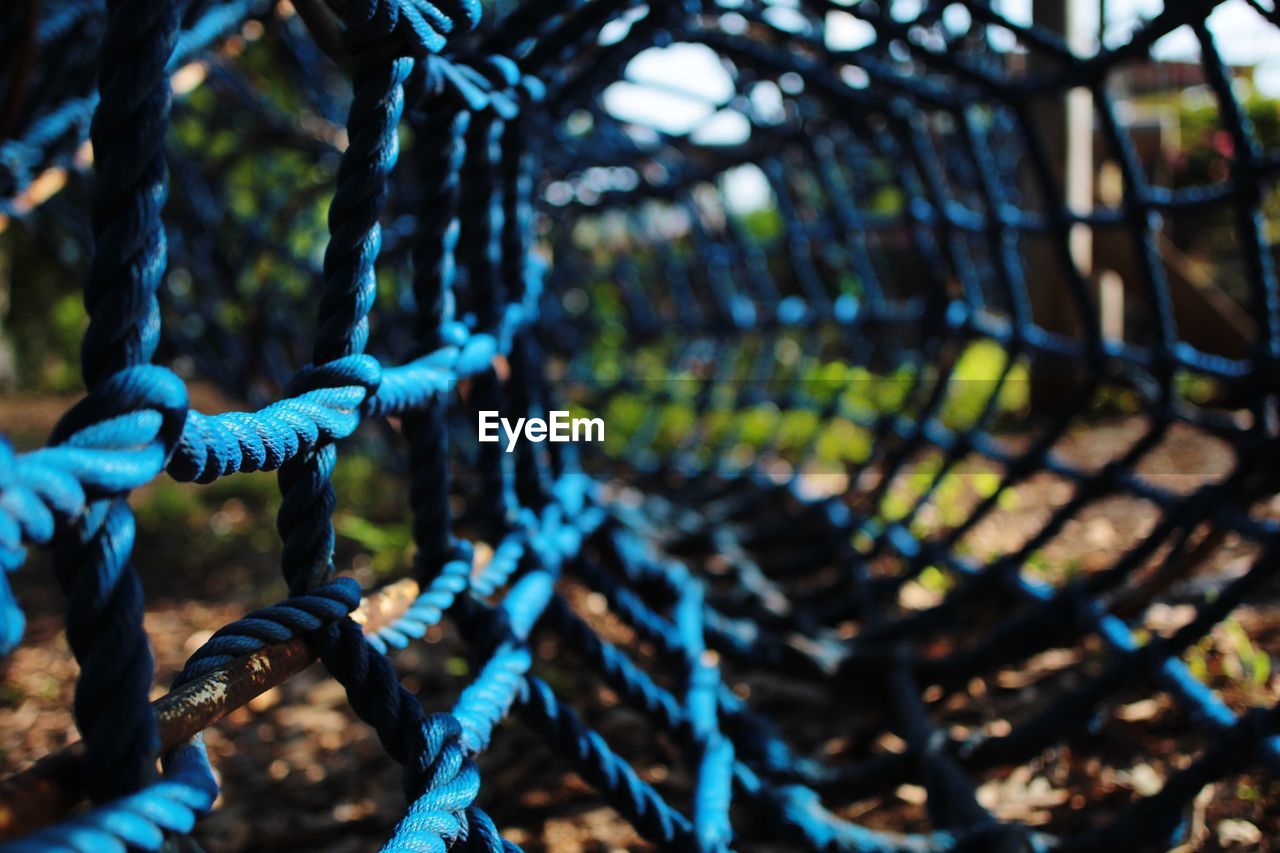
[
  {"left": 1013, "top": 0, "right": 1280, "bottom": 93},
  {"left": 603, "top": 0, "right": 1280, "bottom": 129},
  {"left": 587, "top": 1, "right": 1280, "bottom": 211}
]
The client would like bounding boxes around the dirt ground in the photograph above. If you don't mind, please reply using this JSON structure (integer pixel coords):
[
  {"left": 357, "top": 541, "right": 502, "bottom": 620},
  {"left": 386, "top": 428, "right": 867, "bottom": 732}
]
[{"left": 1, "top": 403, "right": 1278, "bottom": 851}]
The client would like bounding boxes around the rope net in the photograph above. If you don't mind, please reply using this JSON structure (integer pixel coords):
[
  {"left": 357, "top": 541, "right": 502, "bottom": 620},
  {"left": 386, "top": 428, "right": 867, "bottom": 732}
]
[{"left": 1, "top": 0, "right": 1279, "bottom": 849}]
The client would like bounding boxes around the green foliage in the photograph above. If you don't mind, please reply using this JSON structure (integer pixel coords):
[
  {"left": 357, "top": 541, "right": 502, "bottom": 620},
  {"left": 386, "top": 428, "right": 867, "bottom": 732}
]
[
  {"left": 942, "top": 339, "right": 1029, "bottom": 430},
  {"left": 133, "top": 480, "right": 207, "bottom": 535},
  {"left": 582, "top": 335, "right": 1029, "bottom": 461},
  {"left": 330, "top": 451, "right": 413, "bottom": 577},
  {"left": 1224, "top": 617, "right": 1272, "bottom": 688},
  {"left": 47, "top": 293, "right": 88, "bottom": 391},
  {"left": 814, "top": 417, "right": 871, "bottom": 464},
  {"left": 1170, "top": 89, "right": 1280, "bottom": 304},
  {"left": 1, "top": 228, "right": 87, "bottom": 391},
  {"left": 1173, "top": 369, "right": 1218, "bottom": 407},
  {"left": 1185, "top": 617, "right": 1273, "bottom": 694},
  {"left": 918, "top": 565, "right": 953, "bottom": 596},
  {"left": 333, "top": 513, "right": 412, "bottom": 577}
]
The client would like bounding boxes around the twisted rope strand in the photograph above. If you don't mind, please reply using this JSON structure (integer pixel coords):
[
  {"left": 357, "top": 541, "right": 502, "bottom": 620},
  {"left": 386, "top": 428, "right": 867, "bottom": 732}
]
[{"left": 2, "top": 1, "right": 1280, "bottom": 850}]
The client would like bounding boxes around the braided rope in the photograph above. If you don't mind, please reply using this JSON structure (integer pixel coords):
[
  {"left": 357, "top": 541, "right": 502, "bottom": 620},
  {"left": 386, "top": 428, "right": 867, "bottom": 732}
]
[{"left": 2, "top": 0, "right": 1280, "bottom": 851}]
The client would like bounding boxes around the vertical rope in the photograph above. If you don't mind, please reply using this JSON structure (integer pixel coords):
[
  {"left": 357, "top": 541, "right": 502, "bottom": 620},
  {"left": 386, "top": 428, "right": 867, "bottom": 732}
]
[
  {"left": 51, "top": 0, "right": 186, "bottom": 804},
  {"left": 276, "top": 4, "right": 409, "bottom": 594}
]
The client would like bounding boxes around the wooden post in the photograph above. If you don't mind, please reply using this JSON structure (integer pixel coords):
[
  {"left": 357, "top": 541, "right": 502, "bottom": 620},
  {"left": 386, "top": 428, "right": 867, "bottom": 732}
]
[
  {"left": 1099, "top": 268, "right": 1124, "bottom": 342},
  {"left": 1027, "top": 0, "right": 1094, "bottom": 411}
]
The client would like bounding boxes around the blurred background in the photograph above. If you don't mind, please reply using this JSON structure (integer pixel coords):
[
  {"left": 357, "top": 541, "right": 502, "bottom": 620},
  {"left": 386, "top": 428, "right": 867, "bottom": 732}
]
[{"left": 2, "top": 0, "right": 1280, "bottom": 849}]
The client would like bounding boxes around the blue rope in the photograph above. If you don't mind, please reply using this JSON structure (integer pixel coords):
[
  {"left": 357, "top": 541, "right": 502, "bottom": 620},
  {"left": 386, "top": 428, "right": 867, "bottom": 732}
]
[
  {"left": 4, "top": 577, "right": 362, "bottom": 852},
  {"left": 47, "top": 0, "right": 185, "bottom": 804},
  {"left": 2, "top": 0, "right": 1280, "bottom": 851}
]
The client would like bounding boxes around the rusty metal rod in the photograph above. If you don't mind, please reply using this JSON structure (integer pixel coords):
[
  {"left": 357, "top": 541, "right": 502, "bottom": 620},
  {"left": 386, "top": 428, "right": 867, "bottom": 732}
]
[{"left": 0, "top": 577, "right": 423, "bottom": 842}]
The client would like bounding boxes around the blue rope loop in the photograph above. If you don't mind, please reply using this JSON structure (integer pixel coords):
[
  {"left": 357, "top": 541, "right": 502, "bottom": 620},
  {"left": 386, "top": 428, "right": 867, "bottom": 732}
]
[
  {"left": 342, "top": 0, "right": 483, "bottom": 57},
  {"left": 3, "top": 576, "right": 365, "bottom": 853},
  {"left": 3, "top": 741, "right": 218, "bottom": 853},
  {"left": 2, "top": 0, "right": 1280, "bottom": 851},
  {"left": 175, "top": 576, "right": 362, "bottom": 681}
]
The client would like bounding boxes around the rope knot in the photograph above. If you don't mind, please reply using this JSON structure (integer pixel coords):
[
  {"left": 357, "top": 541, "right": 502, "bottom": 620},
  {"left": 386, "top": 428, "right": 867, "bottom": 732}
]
[
  {"left": 403, "top": 711, "right": 469, "bottom": 806},
  {"left": 51, "top": 364, "right": 190, "bottom": 458},
  {"left": 287, "top": 353, "right": 384, "bottom": 401},
  {"left": 342, "top": 0, "right": 482, "bottom": 56},
  {"left": 176, "top": 577, "right": 362, "bottom": 685}
]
